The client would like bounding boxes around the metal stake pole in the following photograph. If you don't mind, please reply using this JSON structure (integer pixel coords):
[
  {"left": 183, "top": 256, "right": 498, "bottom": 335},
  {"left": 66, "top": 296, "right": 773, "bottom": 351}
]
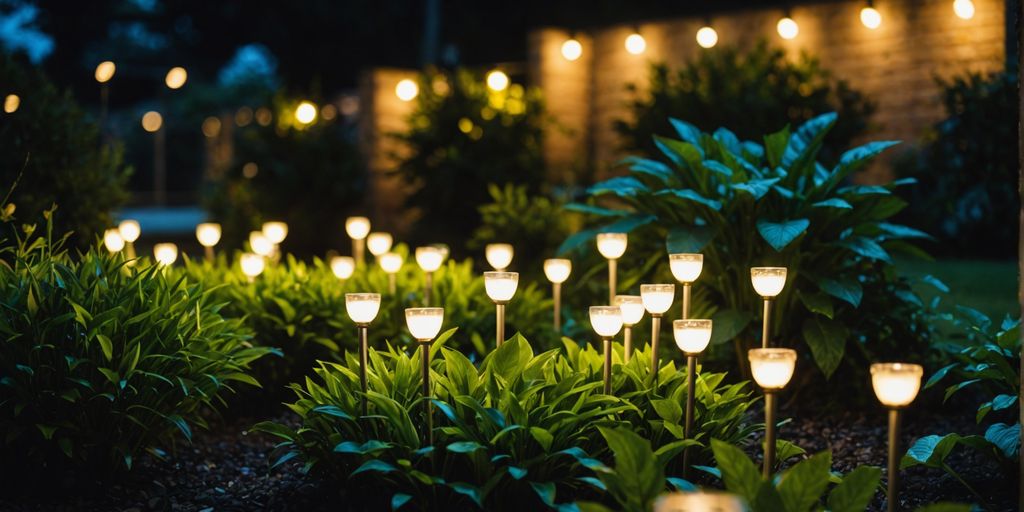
[
  {"left": 624, "top": 326, "right": 633, "bottom": 363},
  {"left": 421, "top": 342, "right": 433, "bottom": 446},
  {"left": 602, "top": 337, "right": 612, "bottom": 394},
  {"left": 762, "top": 298, "right": 772, "bottom": 348},
  {"left": 359, "top": 325, "right": 369, "bottom": 416},
  {"left": 650, "top": 314, "right": 662, "bottom": 382},
  {"left": 608, "top": 259, "right": 617, "bottom": 304},
  {"left": 553, "top": 282, "right": 561, "bottom": 332},
  {"left": 887, "top": 408, "right": 901, "bottom": 512},
  {"left": 682, "top": 283, "right": 692, "bottom": 319},
  {"left": 763, "top": 392, "right": 776, "bottom": 478},
  {"left": 495, "top": 302, "right": 506, "bottom": 348},
  {"left": 683, "top": 354, "right": 697, "bottom": 479}
]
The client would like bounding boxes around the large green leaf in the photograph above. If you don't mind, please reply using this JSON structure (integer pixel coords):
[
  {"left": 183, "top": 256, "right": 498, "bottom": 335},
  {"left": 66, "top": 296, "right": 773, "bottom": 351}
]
[
  {"left": 827, "top": 465, "right": 882, "bottom": 512},
  {"left": 711, "top": 438, "right": 762, "bottom": 503},
  {"left": 818, "top": 277, "right": 862, "bottom": 308},
  {"left": 563, "top": 203, "right": 629, "bottom": 217},
  {"left": 669, "top": 118, "right": 703, "bottom": 146},
  {"left": 901, "top": 434, "right": 963, "bottom": 469},
  {"left": 655, "top": 136, "right": 703, "bottom": 169},
  {"left": 709, "top": 309, "right": 752, "bottom": 345},
  {"left": 756, "top": 219, "right": 810, "bottom": 252},
  {"left": 598, "top": 426, "right": 664, "bottom": 510},
  {"left": 781, "top": 112, "right": 837, "bottom": 170},
  {"left": 777, "top": 451, "right": 831, "bottom": 512},
  {"left": 666, "top": 225, "right": 716, "bottom": 254},
  {"left": 588, "top": 176, "right": 649, "bottom": 198},
  {"left": 654, "top": 189, "right": 722, "bottom": 211},
  {"left": 836, "top": 236, "right": 891, "bottom": 262},
  {"left": 764, "top": 126, "right": 791, "bottom": 169},
  {"left": 732, "top": 178, "right": 780, "bottom": 200},
  {"left": 619, "top": 156, "right": 674, "bottom": 185},
  {"left": 984, "top": 423, "right": 1020, "bottom": 459},
  {"left": 797, "top": 290, "right": 834, "bottom": 319},
  {"left": 821, "top": 140, "right": 900, "bottom": 193},
  {"left": 802, "top": 316, "right": 848, "bottom": 378}
]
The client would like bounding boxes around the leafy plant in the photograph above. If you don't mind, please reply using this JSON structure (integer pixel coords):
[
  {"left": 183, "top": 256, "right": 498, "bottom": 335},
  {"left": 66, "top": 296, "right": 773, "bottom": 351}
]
[
  {"left": 562, "top": 113, "right": 933, "bottom": 381},
  {"left": 615, "top": 40, "right": 874, "bottom": 167},
  {"left": 0, "top": 211, "right": 272, "bottom": 480}
]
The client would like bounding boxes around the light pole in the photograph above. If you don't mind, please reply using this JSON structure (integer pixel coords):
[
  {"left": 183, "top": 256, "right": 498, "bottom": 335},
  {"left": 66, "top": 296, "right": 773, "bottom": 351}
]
[
  {"left": 641, "top": 283, "right": 675, "bottom": 381},
  {"left": 346, "top": 293, "right": 382, "bottom": 416},
  {"left": 750, "top": 267, "right": 787, "bottom": 348},
  {"left": 543, "top": 258, "right": 572, "bottom": 332},
  {"left": 596, "top": 233, "right": 627, "bottom": 304},
  {"left": 484, "top": 272, "right": 519, "bottom": 348},
  {"left": 748, "top": 348, "right": 797, "bottom": 477},
  {"left": 405, "top": 307, "right": 444, "bottom": 445},
  {"left": 613, "top": 295, "right": 645, "bottom": 363},
  {"left": 673, "top": 319, "right": 713, "bottom": 479},
  {"left": 871, "top": 363, "right": 924, "bottom": 512},
  {"left": 415, "top": 246, "right": 444, "bottom": 306},
  {"left": 669, "top": 253, "right": 703, "bottom": 319}
]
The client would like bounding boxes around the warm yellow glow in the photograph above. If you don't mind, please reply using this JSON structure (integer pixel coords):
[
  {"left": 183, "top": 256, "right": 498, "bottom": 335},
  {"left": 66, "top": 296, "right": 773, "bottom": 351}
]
[
  {"left": 561, "top": 38, "right": 583, "bottom": 61},
  {"left": 484, "top": 271, "right": 519, "bottom": 303},
  {"left": 641, "top": 284, "right": 675, "bottom": 314},
  {"left": 614, "top": 295, "right": 645, "bottom": 326},
  {"left": 195, "top": 223, "right": 222, "bottom": 247},
  {"left": 871, "top": 363, "right": 924, "bottom": 407},
  {"left": 346, "top": 293, "right": 382, "bottom": 325},
  {"left": 777, "top": 17, "right": 799, "bottom": 39},
  {"left": 589, "top": 306, "right": 623, "bottom": 338},
  {"left": 239, "top": 253, "right": 265, "bottom": 278},
  {"left": 249, "top": 231, "right": 273, "bottom": 257},
  {"left": 624, "top": 33, "right": 646, "bottom": 55},
  {"left": 596, "top": 233, "right": 627, "bottom": 260},
  {"left": 165, "top": 67, "right": 187, "bottom": 89},
  {"left": 141, "top": 111, "right": 163, "bottom": 132},
  {"left": 3, "top": 94, "right": 19, "bottom": 113},
  {"left": 860, "top": 6, "right": 882, "bottom": 29},
  {"left": 331, "top": 256, "right": 355, "bottom": 280},
  {"left": 674, "top": 319, "right": 713, "bottom": 354},
  {"left": 953, "top": 0, "right": 975, "bottom": 19},
  {"left": 345, "top": 216, "right": 371, "bottom": 240},
  {"left": 295, "top": 101, "right": 317, "bottom": 125},
  {"left": 406, "top": 307, "right": 444, "bottom": 341},
  {"left": 543, "top": 258, "right": 572, "bottom": 284},
  {"left": 320, "top": 103, "right": 337, "bottom": 120},
  {"left": 486, "top": 70, "right": 509, "bottom": 92},
  {"left": 103, "top": 229, "right": 125, "bottom": 253},
  {"left": 153, "top": 243, "right": 178, "bottom": 266},
  {"left": 380, "top": 252, "right": 403, "bottom": 274},
  {"left": 94, "top": 61, "right": 116, "bottom": 83},
  {"left": 751, "top": 267, "right": 787, "bottom": 297},
  {"left": 242, "top": 162, "right": 258, "bottom": 178},
  {"left": 255, "top": 107, "right": 272, "bottom": 126},
  {"left": 395, "top": 79, "right": 419, "bottom": 101},
  {"left": 415, "top": 246, "right": 444, "bottom": 272},
  {"left": 748, "top": 348, "right": 797, "bottom": 390},
  {"left": 262, "top": 221, "right": 288, "bottom": 244},
  {"left": 669, "top": 253, "right": 703, "bottom": 283},
  {"left": 367, "top": 232, "right": 393, "bottom": 256},
  {"left": 458, "top": 117, "right": 474, "bottom": 134},
  {"left": 696, "top": 26, "right": 718, "bottom": 48},
  {"left": 118, "top": 220, "right": 141, "bottom": 242},
  {"left": 235, "top": 106, "right": 253, "bottom": 126},
  {"left": 202, "top": 116, "right": 222, "bottom": 138},
  {"left": 654, "top": 492, "right": 747, "bottom": 512},
  {"left": 485, "top": 243, "right": 514, "bottom": 270}
]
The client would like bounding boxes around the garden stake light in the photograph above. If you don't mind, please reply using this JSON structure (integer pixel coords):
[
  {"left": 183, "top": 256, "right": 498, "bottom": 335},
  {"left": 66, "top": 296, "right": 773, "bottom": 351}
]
[
  {"left": 654, "top": 491, "right": 746, "bottom": 512},
  {"left": 543, "top": 258, "right": 571, "bottom": 332},
  {"left": 262, "top": 221, "right": 288, "bottom": 245},
  {"left": 415, "top": 246, "right": 444, "bottom": 306},
  {"left": 345, "top": 216, "right": 371, "bottom": 266},
  {"left": 118, "top": 219, "right": 140, "bottom": 260},
  {"left": 379, "top": 252, "right": 403, "bottom": 294},
  {"left": 366, "top": 232, "right": 393, "bottom": 261},
  {"left": 330, "top": 256, "right": 355, "bottom": 283},
  {"left": 153, "top": 243, "right": 178, "bottom": 267},
  {"left": 641, "top": 284, "right": 675, "bottom": 381},
  {"left": 613, "top": 295, "right": 644, "bottom": 363},
  {"left": 871, "top": 363, "right": 923, "bottom": 512},
  {"left": 196, "top": 223, "right": 221, "bottom": 260},
  {"left": 589, "top": 306, "right": 623, "bottom": 395},
  {"left": 485, "top": 243, "right": 514, "bottom": 271},
  {"left": 239, "top": 253, "right": 265, "bottom": 282},
  {"left": 750, "top": 267, "right": 787, "bottom": 348},
  {"left": 346, "top": 293, "right": 382, "bottom": 416},
  {"left": 484, "top": 271, "right": 519, "bottom": 348},
  {"left": 249, "top": 231, "right": 274, "bottom": 258},
  {"left": 669, "top": 253, "right": 703, "bottom": 319},
  {"left": 748, "top": 348, "right": 797, "bottom": 478},
  {"left": 103, "top": 229, "right": 125, "bottom": 253},
  {"left": 674, "top": 319, "right": 713, "bottom": 479},
  {"left": 406, "top": 307, "right": 444, "bottom": 445},
  {"left": 596, "top": 233, "right": 627, "bottom": 304}
]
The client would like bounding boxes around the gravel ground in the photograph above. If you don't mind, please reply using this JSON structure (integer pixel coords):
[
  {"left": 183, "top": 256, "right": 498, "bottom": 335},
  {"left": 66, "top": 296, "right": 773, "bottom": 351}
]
[{"left": 0, "top": 409, "right": 1016, "bottom": 511}]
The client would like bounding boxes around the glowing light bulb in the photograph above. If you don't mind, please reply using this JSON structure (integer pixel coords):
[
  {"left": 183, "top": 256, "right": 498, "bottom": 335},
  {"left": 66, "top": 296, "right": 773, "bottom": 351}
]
[
  {"left": 589, "top": 306, "right": 623, "bottom": 338},
  {"left": 953, "top": 0, "right": 975, "bottom": 19},
  {"left": 485, "top": 243, "right": 514, "bottom": 270},
  {"left": 613, "top": 295, "right": 645, "bottom": 327},
  {"left": 153, "top": 243, "right": 178, "bottom": 266},
  {"left": 346, "top": 293, "right": 382, "bottom": 325},
  {"left": 95, "top": 61, "right": 115, "bottom": 83},
  {"left": 367, "top": 232, "right": 393, "bottom": 256},
  {"left": 696, "top": 26, "right": 718, "bottom": 48},
  {"left": 561, "top": 39, "right": 583, "bottom": 61},
  {"left": 641, "top": 284, "right": 675, "bottom": 315},
  {"left": 674, "top": 319, "right": 713, "bottom": 354},
  {"left": 118, "top": 220, "right": 141, "bottom": 243},
  {"left": 860, "top": 6, "right": 882, "bottom": 29},
  {"left": 543, "top": 258, "right": 572, "bottom": 284},
  {"left": 596, "top": 233, "right": 627, "bottom": 260},
  {"left": 345, "top": 217, "right": 371, "bottom": 240},
  {"left": 669, "top": 253, "right": 703, "bottom": 283},
  {"left": 331, "top": 256, "right": 355, "bottom": 279},
  {"left": 396, "top": 79, "right": 419, "bottom": 101},
  {"left": 240, "top": 253, "right": 265, "bottom": 278},
  {"left": 415, "top": 246, "right": 444, "bottom": 272},
  {"left": 484, "top": 271, "right": 519, "bottom": 303},
  {"left": 196, "top": 223, "right": 222, "bottom": 247},
  {"left": 748, "top": 348, "right": 797, "bottom": 390},
  {"left": 262, "top": 221, "right": 288, "bottom": 244},
  {"left": 871, "top": 363, "right": 924, "bottom": 408},
  {"left": 486, "top": 70, "right": 509, "bottom": 91},
  {"left": 103, "top": 229, "right": 125, "bottom": 253},
  {"left": 751, "top": 267, "right": 787, "bottom": 298},
  {"left": 777, "top": 17, "right": 799, "bottom": 40},
  {"left": 249, "top": 231, "right": 273, "bottom": 257},
  {"left": 380, "top": 252, "right": 403, "bottom": 274},
  {"left": 625, "top": 33, "right": 646, "bottom": 55},
  {"left": 165, "top": 67, "right": 187, "bottom": 89},
  {"left": 406, "top": 307, "right": 444, "bottom": 342},
  {"left": 295, "top": 101, "right": 317, "bottom": 124}
]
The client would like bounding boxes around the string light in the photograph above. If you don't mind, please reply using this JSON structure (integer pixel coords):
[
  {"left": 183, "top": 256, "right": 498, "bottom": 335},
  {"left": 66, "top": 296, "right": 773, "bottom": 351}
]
[
  {"left": 777, "top": 16, "right": 799, "bottom": 40},
  {"left": 860, "top": 3, "right": 882, "bottom": 29},
  {"left": 625, "top": 32, "right": 646, "bottom": 55},
  {"left": 953, "top": 0, "right": 975, "bottom": 19},
  {"left": 561, "top": 38, "right": 583, "bottom": 61},
  {"left": 395, "top": 79, "right": 419, "bottom": 101},
  {"left": 696, "top": 26, "right": 718, "bottom": 48}
]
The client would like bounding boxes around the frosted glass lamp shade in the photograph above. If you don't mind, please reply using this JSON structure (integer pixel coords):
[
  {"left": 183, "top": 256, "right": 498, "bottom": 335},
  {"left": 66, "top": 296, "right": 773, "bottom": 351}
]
[
  {"left": 613, "top": 295, "right": 645, "bottom": 326},
  {"left": 669, "top": 253, "right": 703, "bottom": 283},
  {"left": 345, "top": 217, "right": 371, "bottom": 240},
  {"left": 484, "top": 271, "right": 519, "bottom": 302},
  {"left": 485, "top": 243, "right": 514, "bottom": 270},
  {"left": 118, "top": 220, "right": 141, "bottom": 242},
  {"left": 596, "top": 233, "right": 627, "bottom": 259},
  {"left": 416, "top": 246, "right": 444, "bottom": 272},
  {"left": 103, "top": 229, "right": 125, "bottom": 252},
  {"left": 240, "top": 253, "right": 265, "bottom": 278},
  {"left": 153, "top": 243, "right": 178, "bottom": 266},
  {"left": 589, "top": 306, "right": 624, "bottom": 338},
  {"left": 751, "top": 267, "right": 787, "bottom": 297},
  {"left": 196, "top": 223, "right": 222, "bottom": 247},
  {"left": 331, "top": 256, "right": 355, "bottom": 279},
  {"left": 262, "top": 222, "right": 288, "bottom": 244},
  {"left": 406, "top": 307, "right": 444, "bottom": 341},
  {"left": 346, "top": 293, "right": 382, "bottom": 325},
  {"left": 748, "top": 348, "right": 797, "bottom": 391},
  {"left": 543, "top": 258, "right": 572, "bottom": 284},
  {"left": 674, "top": 319, "right": 713, "bottom": 354},
  {"left": 871, "top": 363, "right": 924, "bottom": 408},
  {"left": 367, "top": 232, "right": 393, "bottom": 256},
  {"left": 641, "top": 284, "right": 675, "bottom": 314},
  {"left": 379, "top": 252, "right": 403, "bottom": 273}
]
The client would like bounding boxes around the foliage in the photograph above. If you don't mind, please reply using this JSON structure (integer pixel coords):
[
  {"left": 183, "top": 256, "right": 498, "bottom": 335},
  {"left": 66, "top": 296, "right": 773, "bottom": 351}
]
[
  {"left": 615, "top": 41, "right": 874, "bottom": 166},
  {"left": 255, "top": 335, "right": 758, "bottom": 510},
  {"left": 0, "top": 53, "right": 131, "bottom": 246},
  {"left": 202, "top": 95, "right": 367, "bottom": 255},
  {"left": 0, "top": 212, "right": 271, "bottom": 479},
  {"left": 894, "top": 69, "right": 1018, "bottom": 258},
  {"left": 393, "top": 68, "right": 547, "bottom": 250},
  {"left": 562, "top": 113, "right": 934, "bottom": 380}
]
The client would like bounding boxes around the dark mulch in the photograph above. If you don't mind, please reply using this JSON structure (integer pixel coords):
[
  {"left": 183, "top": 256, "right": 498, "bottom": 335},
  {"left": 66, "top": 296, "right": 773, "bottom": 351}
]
[{"left": 0, "top": 408, "right": 1017, "bottom": 511}]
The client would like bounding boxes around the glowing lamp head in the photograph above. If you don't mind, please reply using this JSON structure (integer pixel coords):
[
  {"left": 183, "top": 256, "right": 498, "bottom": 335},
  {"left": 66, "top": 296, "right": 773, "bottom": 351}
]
[
  {"left": 262, "top": 221, "right": 288, "bottom": 244},
  {"left": 589, "top": 306, "right": 624, "bottom": 338},
  {"left": 103, "top": 229, "right": 125, "bottom": 253},
  {"left": 3, "top": 94, "right": 19, "bottom": 113},
  {"left": 641, "top": 284, "right": 675, "bottom": 315},
  {"left": 406, "top": 307, "right": 444, "bottom": 342},
  {"left": 415, "top": 246, "right": 444, "bottom": 272},
  {"left": 196, "top": 223, "right": 222, "bottom": 247},
  {"left": 860, "top": 6, "right": 882, "bottom": 29},
  {"left": 777, "top": 17, "right": 799, "bottom": 39},
  {"left": 653, "top": 492, "right": 747, "bottom": 512},
  {"left": 748, "top": 348, "right": 797, "bottom": 391},
  {"left": 295, "top": 101, "right": 317, "bottom": 125},
  {"left": 95, "top": 61, "right": 116, "bottom": 83},
  {"left": 240, "top": 253, "right": 265, "bottom": 278},
  {"left": 345, "top": 216, "right": 371, "bottom": 240},
  {"left": 696, "top": 26, "right": 718, "bottom": 48},
  {"left": 165, "top": 67, "right": 187, "bottom": 89},
  {"left": 613, "top": 295, "right": 645, "bottom": 327},
  {"left": 484, "top": 271, "right": 519, "bottom": 303},
  {"left": 485, "top": 243, "right": 514, "bottom": 270},
  {"left": 367, "top": 232, "right": 393, "bottom": 256},
  {"left": 395, "top": 79, "right": 419, "bottom": 101},
  {"left": 141, "top": 111, "right": 163, "bottom": 132},
  {"left": 625, "top": 33, "right": 646, "bottom": 55},
  {"left": 118, "top": 220, "right": 141, "bottom": 242},
  {"left": 871, "top": 363, "right": 924, "bottom": 408},
  {"left": 331, "top": 256, "right": 355, "bottom": 279},
  {"left": 486, "top": 70, "right": 509, "bottom": 91},
  {"left": 543, "top": 258, "right": 572, "bottom": 284},
  {"left": 153, "top": 243, "right": 178, "bottom": 266},
  {"left": 674, "top": 319, "right": 713, "bottom": 355},
  {"left": 346, "top": 293, "right": 382, "bottom": 325},
  {"left": 669, "top": 253, "right": 704, "bottom": 283},
  {"left": 751, "top": 267, "right": 787, "bottom": 298},
  {"left": 596, "top": 233, "right": 627, "bottom": 260},
  {"left": 953, "top": 0, "right": 975, "bottom": 19},
  {"left": 379, "top": 252, "right": 403, "bottom": 274},
  {"left": 561, "top": 38, "right": 583, "bottom": 61},
  {"left": 249, "top": 231, "right": 274, "bottom": 256}
]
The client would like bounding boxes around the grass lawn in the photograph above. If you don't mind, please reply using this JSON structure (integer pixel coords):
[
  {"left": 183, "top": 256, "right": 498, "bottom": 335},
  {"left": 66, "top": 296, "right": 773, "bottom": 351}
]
[{"left": 897, "top": 258, "right": 1018, "bottom": 321}]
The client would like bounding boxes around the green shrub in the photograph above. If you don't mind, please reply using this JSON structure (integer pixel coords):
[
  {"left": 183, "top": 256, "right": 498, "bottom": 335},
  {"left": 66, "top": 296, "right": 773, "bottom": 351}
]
[
  {"left": 0, "top": 213, "right": 272, "bottom": 478},
  {"left": 562, "top": 113, "right": 933, "bottom": 382},
  {"left": 394, "top": 68, "right": 547, "bottom": 250},
  {"left": 616, "top": 41, "right": 874, "bottom": 166},
  {"left": 0, "top": 53, "right": 131, "bottom": 245},
  {"left": 255, "top": 334, "right": 758, "bottom": 509}
]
